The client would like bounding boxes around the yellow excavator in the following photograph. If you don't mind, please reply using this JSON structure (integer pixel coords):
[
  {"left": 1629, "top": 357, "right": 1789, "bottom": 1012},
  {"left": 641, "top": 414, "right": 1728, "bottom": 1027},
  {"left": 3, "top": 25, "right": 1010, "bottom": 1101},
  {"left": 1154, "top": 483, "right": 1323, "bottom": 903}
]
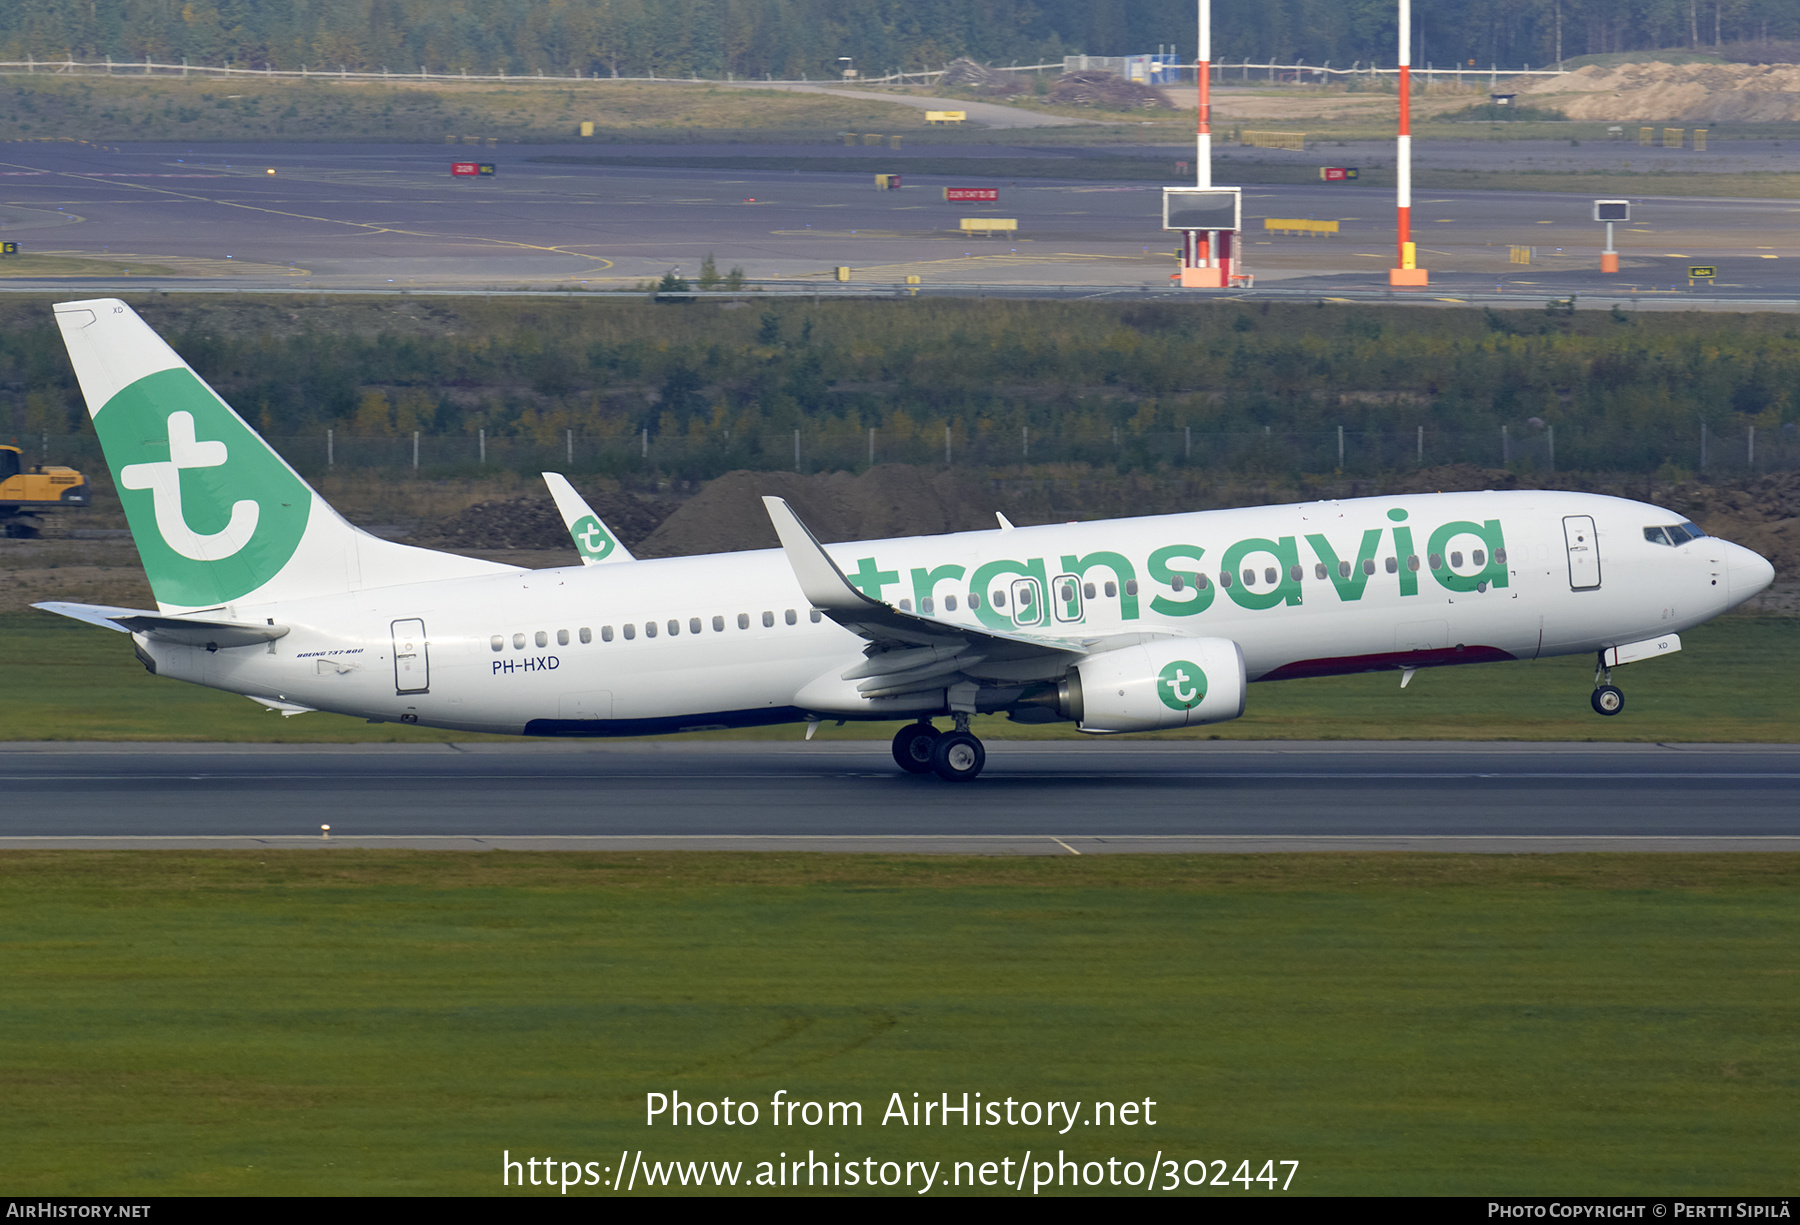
[{"left": 0, "top": 442, "right": 88, "bottom": 537}]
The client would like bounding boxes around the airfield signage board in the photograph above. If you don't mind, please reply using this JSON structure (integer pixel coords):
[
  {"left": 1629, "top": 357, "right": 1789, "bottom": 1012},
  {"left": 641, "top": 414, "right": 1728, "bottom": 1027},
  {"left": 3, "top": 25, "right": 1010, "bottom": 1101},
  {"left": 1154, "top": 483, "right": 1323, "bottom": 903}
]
[
  {"left": 1162, "top": 187, "right": 1242, "bottom": 233},
  {"left": 944, "top": 188, "right": 999, "bottom": 202},
  {"left": 1594, "top": 200, "right": 1630, "bottom": 222},
  {"left": 451, "top": 163, "right": 497, "bottom": 177}
]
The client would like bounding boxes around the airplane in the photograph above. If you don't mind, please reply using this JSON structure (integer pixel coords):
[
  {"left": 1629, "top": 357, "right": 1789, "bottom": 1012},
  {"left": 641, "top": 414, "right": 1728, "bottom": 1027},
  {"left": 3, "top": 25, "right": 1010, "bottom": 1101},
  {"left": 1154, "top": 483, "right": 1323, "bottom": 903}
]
[{"left": 35, "top": 298, "right": 1776, "bottom": 781}]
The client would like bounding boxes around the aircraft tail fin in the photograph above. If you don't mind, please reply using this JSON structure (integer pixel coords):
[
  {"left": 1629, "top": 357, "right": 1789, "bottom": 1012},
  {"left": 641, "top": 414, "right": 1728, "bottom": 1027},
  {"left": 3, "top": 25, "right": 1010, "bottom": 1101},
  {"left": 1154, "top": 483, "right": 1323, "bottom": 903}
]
[{"left": 54, "top": 298, "right": 518, "bottom": 614}]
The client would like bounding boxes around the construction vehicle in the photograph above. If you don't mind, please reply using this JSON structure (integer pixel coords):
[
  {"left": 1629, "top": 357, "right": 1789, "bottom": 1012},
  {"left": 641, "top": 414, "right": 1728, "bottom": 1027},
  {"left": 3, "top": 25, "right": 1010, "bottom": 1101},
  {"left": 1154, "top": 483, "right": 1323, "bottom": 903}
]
[{"left": 1, "top": 442, "right": 88, "bottom": 537}]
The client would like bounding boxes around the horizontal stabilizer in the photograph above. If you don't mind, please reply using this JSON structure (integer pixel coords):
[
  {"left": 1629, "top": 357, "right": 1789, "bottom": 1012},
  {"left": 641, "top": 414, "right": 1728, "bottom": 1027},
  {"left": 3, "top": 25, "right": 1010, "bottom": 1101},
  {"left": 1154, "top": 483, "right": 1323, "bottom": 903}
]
[{"left": 34, "top": 600, "right": 287, "bottom": 648}]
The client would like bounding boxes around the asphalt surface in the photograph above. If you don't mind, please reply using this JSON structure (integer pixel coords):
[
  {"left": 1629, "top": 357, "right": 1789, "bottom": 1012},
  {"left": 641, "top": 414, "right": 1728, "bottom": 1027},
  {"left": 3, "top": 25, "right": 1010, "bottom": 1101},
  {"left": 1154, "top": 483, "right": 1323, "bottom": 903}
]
[
  {"left": 0, "top": 138, "right": 1794, "bottom": 296},
  {"left": 3, "top": 741, "right": 1797, "bottom": 851}
]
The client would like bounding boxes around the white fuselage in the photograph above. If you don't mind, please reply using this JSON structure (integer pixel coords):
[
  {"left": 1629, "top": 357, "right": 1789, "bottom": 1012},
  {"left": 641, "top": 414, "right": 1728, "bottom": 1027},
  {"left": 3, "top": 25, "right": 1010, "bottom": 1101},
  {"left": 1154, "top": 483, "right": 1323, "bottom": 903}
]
[{"left": 137, "top": 490, "right": 1769, "bottom": 736}]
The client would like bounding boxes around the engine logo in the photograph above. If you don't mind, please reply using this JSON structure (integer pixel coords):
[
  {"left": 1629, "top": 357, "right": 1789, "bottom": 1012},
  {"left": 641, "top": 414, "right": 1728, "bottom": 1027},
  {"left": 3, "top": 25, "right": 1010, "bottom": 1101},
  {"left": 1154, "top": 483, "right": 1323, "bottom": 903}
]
[{"left": 1157, "top": 659, "right": 1207, "bottom": 711}]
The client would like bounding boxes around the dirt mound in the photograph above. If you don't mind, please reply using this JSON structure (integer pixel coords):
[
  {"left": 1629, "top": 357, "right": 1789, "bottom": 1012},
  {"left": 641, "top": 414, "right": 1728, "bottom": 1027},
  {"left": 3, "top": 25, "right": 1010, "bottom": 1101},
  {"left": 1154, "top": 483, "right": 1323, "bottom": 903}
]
[
  {"left": 938, "top": 58, "right": 1026, "bottom": 97},
  {"left": 412, "top": 486, "right": 669, "bottom": 552},
  {"left": 1521, "top": 60, "right": 1800, "bottom": 121},
  {"left": 1049, "top": 71, "right": 1173, "bottom": 111},
  {"left": 635, "top": 466, "right": 1003, "bottom": 557}
]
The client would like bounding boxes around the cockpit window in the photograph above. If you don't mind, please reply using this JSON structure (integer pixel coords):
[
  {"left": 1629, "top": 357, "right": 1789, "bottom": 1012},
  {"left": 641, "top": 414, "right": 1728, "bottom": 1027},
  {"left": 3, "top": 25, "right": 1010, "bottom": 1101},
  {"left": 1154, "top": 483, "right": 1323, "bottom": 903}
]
[{"left": 1646, "top": 522, "right": 1708, "bottom": 546}]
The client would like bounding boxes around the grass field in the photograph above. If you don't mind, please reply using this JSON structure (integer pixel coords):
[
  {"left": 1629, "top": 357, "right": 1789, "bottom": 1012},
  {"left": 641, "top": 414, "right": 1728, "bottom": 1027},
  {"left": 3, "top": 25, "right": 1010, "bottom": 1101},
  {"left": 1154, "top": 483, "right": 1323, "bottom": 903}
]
[
  {"left": 3, "top": 610, "right": 1793, "bottom": 744},
  {"left": 2, "top": 851, "right": 1794, "bottom": 1196}
]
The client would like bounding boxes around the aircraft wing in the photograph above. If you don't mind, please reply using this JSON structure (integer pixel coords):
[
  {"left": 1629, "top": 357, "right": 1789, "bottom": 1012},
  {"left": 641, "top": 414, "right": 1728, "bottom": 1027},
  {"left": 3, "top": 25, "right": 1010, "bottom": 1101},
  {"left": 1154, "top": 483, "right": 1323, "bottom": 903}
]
[
  {"left": 761, "top": 495, "right": 1092, "bottom": 664},
  {"left": 542, "top": 472, "right": 637, "bottom": 565}
]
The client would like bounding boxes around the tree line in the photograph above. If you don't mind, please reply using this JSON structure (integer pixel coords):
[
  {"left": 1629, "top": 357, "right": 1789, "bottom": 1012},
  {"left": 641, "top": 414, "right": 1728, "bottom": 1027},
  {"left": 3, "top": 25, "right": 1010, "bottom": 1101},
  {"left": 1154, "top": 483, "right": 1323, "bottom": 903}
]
[
  {"left": 1, "top": 1, "right": 1795, "bottom": 83},
  {"left": 3, "top": 297, "right": 1796, "bottom": 478}
]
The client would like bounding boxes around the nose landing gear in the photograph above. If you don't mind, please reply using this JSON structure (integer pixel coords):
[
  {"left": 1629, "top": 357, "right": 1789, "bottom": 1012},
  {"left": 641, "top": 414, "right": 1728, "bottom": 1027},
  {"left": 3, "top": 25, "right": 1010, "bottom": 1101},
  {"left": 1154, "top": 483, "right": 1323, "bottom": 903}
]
[
  {"left": 1591, "top": 654, "right": 1625, "bottom": 716},
  {"left": 891, "top": 715, "right": 988, "bottom": 780}
]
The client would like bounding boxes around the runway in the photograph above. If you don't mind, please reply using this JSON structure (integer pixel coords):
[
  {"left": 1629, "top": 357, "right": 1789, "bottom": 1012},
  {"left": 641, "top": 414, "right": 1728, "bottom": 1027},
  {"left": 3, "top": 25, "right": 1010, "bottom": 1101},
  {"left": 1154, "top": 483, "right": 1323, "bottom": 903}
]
[
  {"left": 0, "top": 138, "right": 1794, "bottom": 296},
  {"left": 3, "top": 741, "right": 1797, "bottom": 851}
]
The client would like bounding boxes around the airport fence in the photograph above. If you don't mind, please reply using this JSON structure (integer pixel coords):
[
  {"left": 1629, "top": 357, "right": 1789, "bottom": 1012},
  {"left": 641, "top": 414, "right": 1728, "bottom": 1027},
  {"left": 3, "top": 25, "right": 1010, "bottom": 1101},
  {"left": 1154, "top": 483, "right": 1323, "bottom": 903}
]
[
  {"left": 0, "top": 57, "right": 1561, "bottom": 90},
  {"left": 29, "top": 423, "right": 1798, "bottom": 485}
]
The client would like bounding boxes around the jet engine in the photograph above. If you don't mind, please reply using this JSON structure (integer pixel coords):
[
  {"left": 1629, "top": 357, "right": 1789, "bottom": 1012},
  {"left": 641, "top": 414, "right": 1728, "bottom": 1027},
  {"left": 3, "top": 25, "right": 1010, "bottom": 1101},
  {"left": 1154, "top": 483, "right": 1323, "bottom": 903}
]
[{"left": 1058, "top": 638, "right": 1247, "bottom": 734}]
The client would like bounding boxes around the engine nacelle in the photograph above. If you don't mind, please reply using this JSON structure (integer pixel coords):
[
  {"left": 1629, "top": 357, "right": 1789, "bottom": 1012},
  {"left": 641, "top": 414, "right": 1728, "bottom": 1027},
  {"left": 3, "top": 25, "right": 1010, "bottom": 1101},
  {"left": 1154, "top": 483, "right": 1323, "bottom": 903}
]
[{"left": 1067, "top": 638, "right": 1246, "bottom": 734}]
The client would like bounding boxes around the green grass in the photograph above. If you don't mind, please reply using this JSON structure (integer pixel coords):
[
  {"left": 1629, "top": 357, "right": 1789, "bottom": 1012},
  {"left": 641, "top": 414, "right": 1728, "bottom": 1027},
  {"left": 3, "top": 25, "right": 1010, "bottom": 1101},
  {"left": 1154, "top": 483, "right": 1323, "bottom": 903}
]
[
  {"left": 4, "top": 611, "right": 1793, "bottom": 743},
  {"left": 2, "top": 851, "right": 1795, "bottom": 1195}
]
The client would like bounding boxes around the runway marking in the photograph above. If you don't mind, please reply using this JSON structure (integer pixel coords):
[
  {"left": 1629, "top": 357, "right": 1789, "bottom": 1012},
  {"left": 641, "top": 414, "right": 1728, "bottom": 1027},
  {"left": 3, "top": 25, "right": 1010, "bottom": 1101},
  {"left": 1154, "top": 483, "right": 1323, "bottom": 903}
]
[
  {"left": 0, "top": 159, "right": 617, "bottom": 269},
  {"left": 1049, "top": 837, "right": 1082, "bottom": 855}
]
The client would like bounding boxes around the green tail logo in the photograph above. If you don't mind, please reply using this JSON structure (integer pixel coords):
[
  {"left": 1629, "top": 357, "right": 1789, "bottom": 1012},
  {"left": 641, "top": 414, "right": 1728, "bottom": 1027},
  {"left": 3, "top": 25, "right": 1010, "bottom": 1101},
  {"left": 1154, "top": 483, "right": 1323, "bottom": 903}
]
[
  {"left": 95, "top": 368, "right": 311, "bottom": 607},
  {"left": 569, "top": 513, "right": 617, "bottom": 562}
]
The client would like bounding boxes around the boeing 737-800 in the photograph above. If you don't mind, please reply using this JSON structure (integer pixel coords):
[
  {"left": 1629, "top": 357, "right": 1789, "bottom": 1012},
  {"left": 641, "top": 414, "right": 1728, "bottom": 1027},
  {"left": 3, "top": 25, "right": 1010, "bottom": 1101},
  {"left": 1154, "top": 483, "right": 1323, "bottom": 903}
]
[{"left": 36, "top": 299, "right": 1775, "bottom": 780}]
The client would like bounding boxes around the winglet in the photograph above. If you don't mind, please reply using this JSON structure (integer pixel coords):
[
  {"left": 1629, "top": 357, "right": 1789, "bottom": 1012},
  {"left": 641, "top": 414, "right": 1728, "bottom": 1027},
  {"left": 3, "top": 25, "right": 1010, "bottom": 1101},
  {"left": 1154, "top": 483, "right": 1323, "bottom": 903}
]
[
  {"left": 996, "top": 512, "right": 1015, "bottom": 531},
  {"left": 542, "top": 472, "right": 636, "bottom": 565},
  {"left": 762, "top": 496, "right": 883, "bottom": 611}
]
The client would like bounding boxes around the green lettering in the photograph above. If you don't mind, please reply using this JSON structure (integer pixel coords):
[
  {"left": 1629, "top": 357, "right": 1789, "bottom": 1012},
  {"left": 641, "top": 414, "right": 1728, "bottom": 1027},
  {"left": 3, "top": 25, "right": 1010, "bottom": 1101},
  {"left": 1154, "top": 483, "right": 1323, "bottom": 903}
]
[
  {"left": 1393, "top": 525, "right": 1418, "bottom": 596},
  {"left": 1146, "top": 544, "right": 1213, "bottom": 617},
  {"left": 911, "top": 563, "right": 966, "bottom": 607},
  {"left": 1306, "top": 529, "right": 1384, "bottom": 602},
  {"left": 1220, "top": 536, "right": 1303, "bottom": 610},
  {"left": 1427, "top": 520, "right": 1511, "bottom": 593},
  {"left": 1059, "top": 551, "right": 1140, "bottom": 621},
  {"left": 846, "top": 556, "right": 900, "bottom": 601},
  {"left": 969, "top": 558, "right": 1049, "bottom": 631}
]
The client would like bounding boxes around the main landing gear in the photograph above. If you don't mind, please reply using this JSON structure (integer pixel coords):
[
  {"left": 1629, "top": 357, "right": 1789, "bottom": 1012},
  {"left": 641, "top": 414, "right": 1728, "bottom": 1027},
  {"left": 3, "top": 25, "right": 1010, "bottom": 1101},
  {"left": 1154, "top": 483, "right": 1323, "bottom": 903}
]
[
  {"left": 1591, "top": 654, "right": 1625, "bottom": 716},
  {"left": 891, "top": 716, "right": 986, "bottom": 781}
]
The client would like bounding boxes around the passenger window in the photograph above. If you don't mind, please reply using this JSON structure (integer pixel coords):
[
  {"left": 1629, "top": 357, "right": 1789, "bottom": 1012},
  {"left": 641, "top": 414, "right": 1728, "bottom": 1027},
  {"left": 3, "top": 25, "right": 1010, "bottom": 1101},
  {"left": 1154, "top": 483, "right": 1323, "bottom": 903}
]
[
  {"left": 945, "top": 596, "right": 958, "bottom": 611},
  {"left": 922, "top": 597, "right": 935, "bottom": 614},
  {"left": 1495, "top": 548, "right": 1509, "bottom": 562},
  {"left": 1242, "top": 569, "right": 1256, "bottom": 587},
  {"left": 1451, "top": 551, "right": 1464, "bottom": 567},
  {"left": 490, "top": 635, "right": 503, "bottom": 652},
  {"left": 598, "top": 626, "right": 611, "bottom": 642},
  {"left": 1429, "top": 553, "right": 1443, "bottom": 570},
  {"left": 1083, "top": 582, "right": 1096, "bottom": 600},
  {"left": 969, "top": 592, "right": 982, "bottom": 610},
  {"left": 1472, "top": 550, "right": 1486, "bottom": 567},
  {"left": 1315, "top": 564, "right": 1327, "bottom": 580},
  {"left": 898, "top": 599, "right": 913, "bottom": 611},
  {"left": 1265, "top": 567, "right": 1278, "bottom": 585},
  {"left": 689, "top": 617, "right": 702, "bottom": 635},
  {"left": 738, "top": 613, "right": 750, "bottom": 629},
  {"left": 645, "top": 622, "right": 658, "bottom": 638},
  {"left": 1219, "top": 570, "right": 1232, "bottom": 588},
  {"left": 579, "top": 627, "right": 591, "bottom": 644},
  {"left": 557, "top": 629, "right": 570, "bottom": 646},
  {"left": 666, "top": 619, "right": 678, "bottom": 636},
  {"left": 1338, "top": 561, "right": 1351, "bottom": 579},
  {"left": 809, "top": 609, "right": 822, "bottom": 623},
  {"left": 1361, "top": 559, "right": 1375, "bottom": 576},
  {"left": 1195, "top": 573, "right": 1210, "bottom": 590},
  {"left": 533, "top": 630, "right": 547, "bottom": 648},
  {"left": 513, "top": 633, "right": 526, "bottom": 650},
  {"left": 1384, "top": 557, "right": 1397, "bottom": 575},
  {"left": 1058, "top": 583, "right": 1074, "bottom": 603},
  {"left": 622, "top": 624, "right": 635, "bottom": 641},
  {"left": 1406, "top": 556, "right": 1419, "bottom": 572},
  {"left": 1017, "top": 588, "right": 1033, "bottom": 607},
  {"left": 1171, "top": 575, "right": 1185, "bottom": 592},
  {"left": 1125, "top": 580, "right": 1138, "bottom": 596},
  {"left": 1290, "top": 565, "right": 1304, "bottom": 582},
  {"left": 785, "top": 609, "right": 797, "bottom": 625},
  {"left": 1104, "top": 582, "right": 1117, "bottom": 598},
  {"left": 713, "top": 616, "right": 724, "bottom": 632},
  {"left": 762, "top": 611, "right": 774, "bottom": 627},
  {"left": 992, "top": 590, "right": 1006, "bottom": 608}
]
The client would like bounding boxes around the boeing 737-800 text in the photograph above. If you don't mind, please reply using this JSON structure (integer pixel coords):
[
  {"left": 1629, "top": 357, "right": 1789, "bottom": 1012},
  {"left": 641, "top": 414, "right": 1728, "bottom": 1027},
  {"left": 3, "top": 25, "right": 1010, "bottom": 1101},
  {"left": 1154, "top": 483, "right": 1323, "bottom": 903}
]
[{"left": 36, "top": 299, "right": 1775, "bottom": 780}]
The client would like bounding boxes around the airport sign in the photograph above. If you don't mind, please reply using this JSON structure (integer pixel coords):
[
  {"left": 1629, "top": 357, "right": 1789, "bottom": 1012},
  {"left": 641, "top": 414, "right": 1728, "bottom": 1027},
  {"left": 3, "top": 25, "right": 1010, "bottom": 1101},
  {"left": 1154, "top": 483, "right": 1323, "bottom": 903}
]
[{"left": 944, "top": 188, "right": 999, "bottom": 203}]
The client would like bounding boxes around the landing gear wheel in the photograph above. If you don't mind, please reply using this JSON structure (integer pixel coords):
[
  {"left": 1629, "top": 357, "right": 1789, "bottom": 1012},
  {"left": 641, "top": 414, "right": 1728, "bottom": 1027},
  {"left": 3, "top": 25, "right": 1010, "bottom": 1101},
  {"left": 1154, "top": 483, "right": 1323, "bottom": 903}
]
[
  {"left": 931, "top": 731, "right": 986, "bottom": 782},
  {"left": 1591, "top": 685, "right": 1625, "bottom": 716},
  {"left": 892, "top": 722, "right": 941, "bottom": 774}
]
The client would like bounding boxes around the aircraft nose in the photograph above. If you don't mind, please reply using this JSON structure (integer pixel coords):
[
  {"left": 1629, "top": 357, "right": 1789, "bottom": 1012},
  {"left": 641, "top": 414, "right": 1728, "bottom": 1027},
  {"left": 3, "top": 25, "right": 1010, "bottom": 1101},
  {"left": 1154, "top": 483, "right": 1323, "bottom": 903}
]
[{"left": 1726, "top": 541, "right": 1775, "bottom": 608}]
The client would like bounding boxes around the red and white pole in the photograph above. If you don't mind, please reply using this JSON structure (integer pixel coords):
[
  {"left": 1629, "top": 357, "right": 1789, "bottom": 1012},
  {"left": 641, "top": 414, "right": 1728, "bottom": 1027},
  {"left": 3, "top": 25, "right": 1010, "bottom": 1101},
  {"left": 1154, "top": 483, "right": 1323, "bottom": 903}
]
[
  {"left": 1390, "top": 0, "right": 1428, "bottom": 285},
  {"left": 1197, "top": 0, "right": 1211, "bottom": 190}
]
